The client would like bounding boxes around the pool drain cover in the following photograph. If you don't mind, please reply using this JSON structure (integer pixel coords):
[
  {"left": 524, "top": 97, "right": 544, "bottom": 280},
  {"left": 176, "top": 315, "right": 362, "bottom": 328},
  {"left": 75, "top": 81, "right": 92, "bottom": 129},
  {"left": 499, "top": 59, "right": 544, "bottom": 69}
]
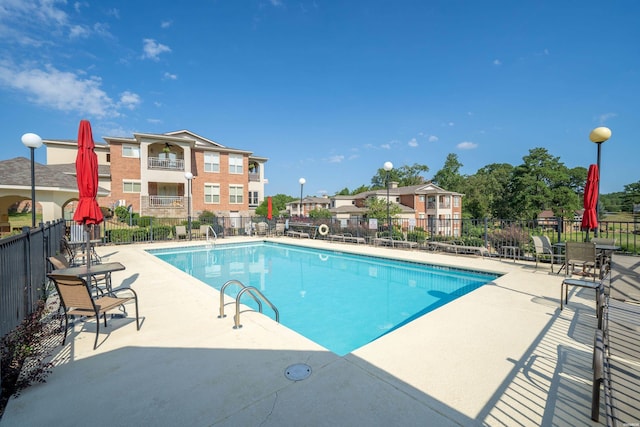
[{"left": 284, "top": 363, "right": 312, "bottom": 381}]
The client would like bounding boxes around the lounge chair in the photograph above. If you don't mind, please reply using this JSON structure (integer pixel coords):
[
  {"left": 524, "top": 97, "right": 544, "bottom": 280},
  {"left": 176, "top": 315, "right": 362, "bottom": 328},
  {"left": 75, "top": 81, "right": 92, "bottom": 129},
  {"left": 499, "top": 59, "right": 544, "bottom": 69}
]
[
  {"left": 175, "top": 225, "right": 187, "bottom": 240},
  {"left": 47, "top": 274, "right": 140, "bottom": 349}
]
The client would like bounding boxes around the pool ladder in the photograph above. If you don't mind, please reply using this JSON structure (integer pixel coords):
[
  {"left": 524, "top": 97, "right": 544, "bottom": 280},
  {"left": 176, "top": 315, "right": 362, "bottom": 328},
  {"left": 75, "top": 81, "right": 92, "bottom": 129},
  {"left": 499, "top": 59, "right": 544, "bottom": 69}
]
[
  {"left": 218, "top": 280, "right": 279, "bottom": 329},
  {"left": 204, "top": 225, "right": 217, "bottom": 247}
]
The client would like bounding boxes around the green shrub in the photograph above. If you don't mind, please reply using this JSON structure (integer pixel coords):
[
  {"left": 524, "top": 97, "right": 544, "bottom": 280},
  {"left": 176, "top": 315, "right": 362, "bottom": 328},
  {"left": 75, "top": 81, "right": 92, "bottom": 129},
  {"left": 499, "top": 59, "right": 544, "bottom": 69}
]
[
  {"left": 151, "top": 225, "right": 172, "bottom": 240},
  {"left": 137, "top": 216, "right": 154, "bottom": 227},
  {"left": 1, "top": 300, "right": 54, "bottom": 409}
]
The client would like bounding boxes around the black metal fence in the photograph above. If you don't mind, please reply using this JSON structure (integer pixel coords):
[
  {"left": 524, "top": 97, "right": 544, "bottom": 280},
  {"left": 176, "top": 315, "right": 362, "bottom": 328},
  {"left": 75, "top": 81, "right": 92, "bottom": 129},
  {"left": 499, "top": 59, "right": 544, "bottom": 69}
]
[
  {"left": 0, "top": 220, "right": 66, "bottom": 339},
  {"left": 71, "top": 215, "right": 640, "bottom": 256}
]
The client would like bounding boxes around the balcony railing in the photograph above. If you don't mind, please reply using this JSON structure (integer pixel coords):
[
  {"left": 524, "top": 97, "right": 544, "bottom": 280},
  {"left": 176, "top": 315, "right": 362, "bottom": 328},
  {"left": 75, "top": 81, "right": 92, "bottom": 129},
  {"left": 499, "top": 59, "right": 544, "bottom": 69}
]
[
  {"left": 149, "top": 196, "right": 185, "bottom": 208},
  {"left": 148, "top": 157, "right": 184, "bottom": 171},
  {"left": 249, "top": 173, "right": 260, "bottom": 182}
]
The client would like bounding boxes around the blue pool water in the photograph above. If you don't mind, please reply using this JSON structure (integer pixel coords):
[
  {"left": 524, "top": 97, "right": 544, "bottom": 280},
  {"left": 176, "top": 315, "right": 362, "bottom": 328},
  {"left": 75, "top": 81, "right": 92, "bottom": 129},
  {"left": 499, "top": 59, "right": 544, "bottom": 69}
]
[{"left": 148, "top": 242, "right": 499, "bottom": 356}]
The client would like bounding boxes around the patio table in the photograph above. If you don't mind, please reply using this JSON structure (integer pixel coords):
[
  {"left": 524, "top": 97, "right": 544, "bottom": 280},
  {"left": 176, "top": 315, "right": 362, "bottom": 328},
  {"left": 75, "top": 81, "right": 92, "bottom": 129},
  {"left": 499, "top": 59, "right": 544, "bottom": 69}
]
[{"left": 52, "top": 261, "right": 126, "bottom": 293}]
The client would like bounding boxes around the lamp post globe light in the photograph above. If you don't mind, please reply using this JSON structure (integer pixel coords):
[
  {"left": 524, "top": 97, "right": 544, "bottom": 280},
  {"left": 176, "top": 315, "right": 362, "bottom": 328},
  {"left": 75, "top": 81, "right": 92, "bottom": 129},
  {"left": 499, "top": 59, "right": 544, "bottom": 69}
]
[
  {"left": 383, "top": 161, "right": 393, "bottom": 236},
  {"left": 589, "top": 127, "right": 611, "bottom": 237},
  {"left": 185, "top": 171, "right": 193, "bottom": 240},
  {"left": 298, "top": 178, "right": 306, "bottom": 217},
  {"left": 21, "top": 133, "right": 43, "bottom": 228}
]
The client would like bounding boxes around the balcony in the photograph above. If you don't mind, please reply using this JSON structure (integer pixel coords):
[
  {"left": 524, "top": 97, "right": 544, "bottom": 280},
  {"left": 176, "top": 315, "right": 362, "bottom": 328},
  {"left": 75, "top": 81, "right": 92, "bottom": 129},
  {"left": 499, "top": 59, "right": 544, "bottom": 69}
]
[
  {"left": 148, "top": 196, "right": 185, "bottom": 208},
  {"left": 148, "top": 157, "right": 184, "bottom": 171}
]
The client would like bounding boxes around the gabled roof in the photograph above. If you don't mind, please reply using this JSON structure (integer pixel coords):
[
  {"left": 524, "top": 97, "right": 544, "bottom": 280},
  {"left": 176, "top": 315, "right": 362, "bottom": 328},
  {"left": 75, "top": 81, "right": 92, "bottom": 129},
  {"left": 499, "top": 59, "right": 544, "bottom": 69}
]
[{"left": 0, "top": 158, "right": 108, "bottom": 195}]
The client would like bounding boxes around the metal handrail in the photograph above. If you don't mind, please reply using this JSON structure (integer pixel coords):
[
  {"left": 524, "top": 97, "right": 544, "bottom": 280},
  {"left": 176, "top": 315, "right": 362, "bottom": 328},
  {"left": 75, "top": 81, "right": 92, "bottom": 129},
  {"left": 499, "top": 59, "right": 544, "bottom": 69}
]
[
  {"left": 205, "top": 224, "right": 217, "bottom": 242},
  {"left": 234, "top": 286, "right": 279, "bottom": 329},
  {"left": 218, "top": 280, "right": 261, "bottom": 319}
]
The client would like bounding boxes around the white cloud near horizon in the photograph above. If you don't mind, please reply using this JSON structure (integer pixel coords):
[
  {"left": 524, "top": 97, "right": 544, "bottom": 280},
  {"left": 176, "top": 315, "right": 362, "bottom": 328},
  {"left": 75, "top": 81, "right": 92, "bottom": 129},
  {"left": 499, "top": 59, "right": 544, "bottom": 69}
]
[
  {"left": 428, "top": 135, "right": 439, "bottom": 143},
  {"left": 328, "top": 155, "right": 345, "bottom": 163},
  {"left": 408, "top": 138, "right": 418, "bottom": 147},
  {"left": 457, "top": 141, "right": 478, "bottom": 150},
  {"left": 142, "top": 38, "right": 171, "bottom": 61},
  {"left": 163, "top": 72, "right": 177, "bottom": 80}
]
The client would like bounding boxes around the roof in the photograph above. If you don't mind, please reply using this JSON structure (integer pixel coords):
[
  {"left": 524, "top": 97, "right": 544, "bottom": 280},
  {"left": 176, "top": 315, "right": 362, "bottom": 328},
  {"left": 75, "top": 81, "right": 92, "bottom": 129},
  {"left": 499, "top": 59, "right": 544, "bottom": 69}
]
[{"left": 0, "top": 157, "right": 108, "bottom": 195}]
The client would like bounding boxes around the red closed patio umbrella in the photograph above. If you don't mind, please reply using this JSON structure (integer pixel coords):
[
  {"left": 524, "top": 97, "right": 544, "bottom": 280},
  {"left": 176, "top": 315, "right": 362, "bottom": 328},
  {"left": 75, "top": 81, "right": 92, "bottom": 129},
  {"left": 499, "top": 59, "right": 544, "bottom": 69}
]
[
  {"left": 267, "top": 196, "right": 273, "bottom": 220},
  {"left": 581, "top": 164, "right": 599, "bottom": 239},
  {"left": 72, "top": 120, "right": 103, "bottom": 267}
]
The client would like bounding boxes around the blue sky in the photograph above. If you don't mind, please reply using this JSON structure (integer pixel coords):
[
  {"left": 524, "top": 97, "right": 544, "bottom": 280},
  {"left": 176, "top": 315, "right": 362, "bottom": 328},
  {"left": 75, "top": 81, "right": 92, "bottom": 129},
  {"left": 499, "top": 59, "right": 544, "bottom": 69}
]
[{"left": 1, "top": 0, "right": 638, "bottom": 197}]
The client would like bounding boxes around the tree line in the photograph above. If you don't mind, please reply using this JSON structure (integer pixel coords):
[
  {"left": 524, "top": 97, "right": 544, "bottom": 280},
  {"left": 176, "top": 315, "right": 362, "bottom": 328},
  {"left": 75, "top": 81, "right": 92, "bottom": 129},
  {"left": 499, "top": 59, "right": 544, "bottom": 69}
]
[{"left": 256, "top": 147, "right": 640, "bottom": 220}]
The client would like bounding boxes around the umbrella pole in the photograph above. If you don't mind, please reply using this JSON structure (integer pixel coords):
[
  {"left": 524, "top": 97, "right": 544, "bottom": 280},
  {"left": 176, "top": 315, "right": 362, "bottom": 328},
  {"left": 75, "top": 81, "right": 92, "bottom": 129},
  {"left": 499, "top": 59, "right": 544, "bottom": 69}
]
[{"left": 85, "top": 224, "right": 91, "bottom": 268}]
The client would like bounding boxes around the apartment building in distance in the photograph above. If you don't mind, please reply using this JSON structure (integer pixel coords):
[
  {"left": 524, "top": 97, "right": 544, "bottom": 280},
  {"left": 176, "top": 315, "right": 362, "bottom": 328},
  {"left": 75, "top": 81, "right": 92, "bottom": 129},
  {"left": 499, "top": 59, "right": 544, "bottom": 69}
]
[{"left": 45, "top": 130, "right": 267, "bottom": 222}]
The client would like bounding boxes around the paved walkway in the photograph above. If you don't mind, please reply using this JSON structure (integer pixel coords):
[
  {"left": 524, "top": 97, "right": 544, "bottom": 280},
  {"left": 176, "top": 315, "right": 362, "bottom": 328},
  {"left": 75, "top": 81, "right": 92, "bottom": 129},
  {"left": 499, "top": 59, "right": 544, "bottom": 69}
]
[{"left": 1, "top": 237, "right": 621, "bottom": 426}]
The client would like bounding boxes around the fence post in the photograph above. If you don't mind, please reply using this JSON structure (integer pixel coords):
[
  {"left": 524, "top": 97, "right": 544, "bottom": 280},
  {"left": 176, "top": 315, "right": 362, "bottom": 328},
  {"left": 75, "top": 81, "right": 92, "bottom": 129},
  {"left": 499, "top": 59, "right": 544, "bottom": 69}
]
[
  {"left": 557, "top": 216, "right": 562, "bottom": 243},
  {"left": 484, "top": 218, "right": 489, "bottom": 249}
]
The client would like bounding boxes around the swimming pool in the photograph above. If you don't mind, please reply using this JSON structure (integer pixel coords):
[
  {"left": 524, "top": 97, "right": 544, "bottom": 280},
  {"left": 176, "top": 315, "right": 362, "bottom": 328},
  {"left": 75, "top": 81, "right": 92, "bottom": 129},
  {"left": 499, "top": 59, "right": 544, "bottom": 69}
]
[{"left": 149, "top": 242, "right": 499, "bottom": 356}]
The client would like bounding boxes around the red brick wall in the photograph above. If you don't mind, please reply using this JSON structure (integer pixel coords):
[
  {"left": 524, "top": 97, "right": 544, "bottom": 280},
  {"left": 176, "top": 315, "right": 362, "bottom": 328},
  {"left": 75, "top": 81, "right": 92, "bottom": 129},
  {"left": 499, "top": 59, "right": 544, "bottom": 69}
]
[{"left": 107, "top": 142, "right": 141, "bottom": 211}]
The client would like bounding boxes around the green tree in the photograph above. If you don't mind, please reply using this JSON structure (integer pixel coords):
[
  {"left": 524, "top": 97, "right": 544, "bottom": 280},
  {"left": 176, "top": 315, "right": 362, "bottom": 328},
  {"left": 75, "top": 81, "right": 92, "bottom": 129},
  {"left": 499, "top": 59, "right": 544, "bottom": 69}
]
[
  {"left": 622, "top": 181, "right": 640, "bottom": 212},
  {"left": 507, "top": 147, "right": 581, "bottom": 220},
  {"left": 351, "top": 185, "right": 370, "bottom": 195},
  {"left": 365, "top": 196, "right": 402, "bottom": 221},
  {"left": 255, "top": 194, "right": 295, "bottom": 217},
  {"left": 462, "top": 163, "right": 514, "bottom": 218},
  {"left": 370, "top": 163, "right": 429, "bottom": 189},
  {"left": 335, "top": 187, "right": 351, "bottom": 196},
  {"left": 432, "top": 153, "right": 464, "bottom": 192},
  {"left": 308, "top": 208, "right": 332, "bottom": 219}
]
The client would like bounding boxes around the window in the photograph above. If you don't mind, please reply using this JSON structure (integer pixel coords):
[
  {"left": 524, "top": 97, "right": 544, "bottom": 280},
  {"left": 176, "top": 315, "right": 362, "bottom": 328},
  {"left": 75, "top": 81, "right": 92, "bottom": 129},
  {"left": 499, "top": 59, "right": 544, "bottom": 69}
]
[
  {"left": 419, "top": 195, "right": 425, "bottom": 202},
  {"left": 453, "top": 196, "right": 460, "bottom": 208},
  {"left": 229, "top": 154, "right": 243, "bottom": 174},
  {"left": 123, "top": 181, "right": 141, "bottom": 193},
  {"left": 122, "top": 144, "right": 140, "bottom": 158},
  {"left": 106, "top": 153, "right": 111, "bottom": 163},
  {"left": 204, "top": 152, "right": 220, "bottom": 173},
  {"left": 229, "top": 185, "right": 244, "bottom": 204},
  {"left": 249, "top": 191, "right": 259, "bottom": 205},
  {"left": 204, "top": 184, "right": 220, "bottom": 204}
]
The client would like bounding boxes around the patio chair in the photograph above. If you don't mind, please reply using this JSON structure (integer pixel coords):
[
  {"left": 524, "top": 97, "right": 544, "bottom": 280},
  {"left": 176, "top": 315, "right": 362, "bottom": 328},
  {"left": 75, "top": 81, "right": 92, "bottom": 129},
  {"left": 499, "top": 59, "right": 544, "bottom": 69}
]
[
  {"left": 48, "top": 254, "right": 111, "bottom": 294},
  {"left": 274, "top": 223, "right": 285, "bottom": 236},
  {"left": 47, "top": 274, "right": 140, "bottom": 349},
  {"left": 175, "top": 225, "right": 187, "bottom": 239},
  {"left": 256, "top": 222, "right": 268, "bottom": 236},
  {"left": 531, "top": 235, "right": 563, "bottom": 272},
  {"left": 565, "top": 241, "right": 600, "bottom": 280}
]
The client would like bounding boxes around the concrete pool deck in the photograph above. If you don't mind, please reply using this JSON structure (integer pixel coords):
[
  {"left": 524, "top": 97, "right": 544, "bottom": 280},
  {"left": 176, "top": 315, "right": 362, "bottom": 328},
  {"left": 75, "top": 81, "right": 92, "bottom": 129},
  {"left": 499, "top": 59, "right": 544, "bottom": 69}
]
[{"left": 1, "top": 237, "right": 614, "bottom": 426}]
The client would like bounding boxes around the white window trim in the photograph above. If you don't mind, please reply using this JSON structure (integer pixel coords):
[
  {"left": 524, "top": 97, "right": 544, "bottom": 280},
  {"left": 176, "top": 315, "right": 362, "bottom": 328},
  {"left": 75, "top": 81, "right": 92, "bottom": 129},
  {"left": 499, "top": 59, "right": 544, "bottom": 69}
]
[
  {"left": 204, "top": 183, "right": 220, "bottom": 204},
  {"left": 123, "top": 180, "right": 141, "bottom": 193},
  {"left": 122, "top": 144, "right": 140, "bottom": 158},
  {"left": 229, "top": 184, "right": 244, "bottom": 204},
  {"left": 204, "top": 152, "right": 220, "bottom": 173},
  {"left": 229, "top": 154, "right": 243, "bottom": 174}
]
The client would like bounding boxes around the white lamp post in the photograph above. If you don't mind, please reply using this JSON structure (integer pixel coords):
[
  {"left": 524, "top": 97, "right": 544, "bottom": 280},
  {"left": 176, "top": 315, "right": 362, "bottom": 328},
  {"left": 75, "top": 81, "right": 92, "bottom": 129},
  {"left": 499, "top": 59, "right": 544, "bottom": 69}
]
[
  {"left": 383, "top": 161, "right": 393, "bottom": 235},
  {"left": 298, "top": 177, "right": 306, "bottom": 217},
  {"left": 589, "top": 127, "right": 612, "bottom": 237},
  {"left": 185, "top": 171, "right": 193, "bottom": 240},
  {"left": 21, "top": 133, "right": 43, "bottom": 228}
]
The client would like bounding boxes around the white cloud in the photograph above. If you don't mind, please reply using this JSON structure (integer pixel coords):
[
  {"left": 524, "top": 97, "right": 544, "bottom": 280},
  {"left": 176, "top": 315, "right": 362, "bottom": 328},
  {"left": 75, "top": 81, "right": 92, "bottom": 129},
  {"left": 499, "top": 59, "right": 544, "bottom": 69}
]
[
  {"left": 142, "top": 38, "right": 171, "bottom": 61},
  {"left": 428, "top": 135, "right": 439, "bottom": 143},
  {"left": 457, "top": 141, "right": 478, "bottom": 150},
  {"left": 147, "top": 118, "right": 162, "bottom": 124},
  {"left": 380, "top": 143, "right": 391, "bottom": 150},
  {"left": 161, "top": 20, "right": 172, "bottom": 28},
  {"left": 328, "top": 155, "right": 344, "bottom": 163},
  {"left": 163, "top": 72, "right": 177, "bottom": 80},
  {"left": 493, "top": 59, "right": 502, "bottom": 66},
  {"left": 408, "top": 138, "right": 418, "bottom": 147},
  {"left": 598, "top": 112, "right": 617, "bottom": 124},
  {"left": 270, "top": 0, "right": 284, "bottom": 6},
  {"left": 0, "top": 62, "right": 118, "bottom": 117},
  {"left": 69, "top": 24, "right": 90, "bottom": 38},
  {"left": 119, "top": 91, "right": 141, "bottom": 110}
]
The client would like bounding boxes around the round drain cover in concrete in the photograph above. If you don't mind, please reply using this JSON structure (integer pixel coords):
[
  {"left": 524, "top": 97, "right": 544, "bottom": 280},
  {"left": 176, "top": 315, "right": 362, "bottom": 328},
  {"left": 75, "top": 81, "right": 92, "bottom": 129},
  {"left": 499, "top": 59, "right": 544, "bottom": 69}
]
[{"left": 284, "top": 363, "right": 312, "bottom": 381}]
